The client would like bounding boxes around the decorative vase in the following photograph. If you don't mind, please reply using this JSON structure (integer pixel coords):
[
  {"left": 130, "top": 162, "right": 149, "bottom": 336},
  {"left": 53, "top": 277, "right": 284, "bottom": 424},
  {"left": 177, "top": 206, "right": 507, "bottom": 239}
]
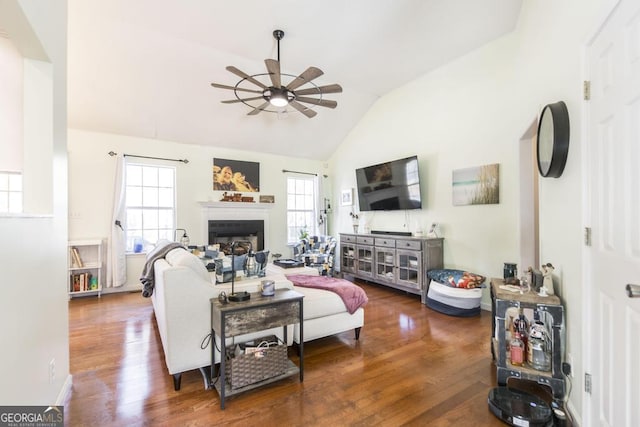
[{"left": 133, "top": 237, "right": 144, "bottom": 253}]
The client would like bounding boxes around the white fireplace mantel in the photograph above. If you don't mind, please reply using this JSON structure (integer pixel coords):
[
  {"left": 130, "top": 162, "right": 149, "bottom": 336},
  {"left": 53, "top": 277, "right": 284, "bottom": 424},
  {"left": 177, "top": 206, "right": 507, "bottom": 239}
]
[
  {"left": 199, "top": 201, "right": 273, "bottom": 248},
  {"left": 198, "top": 201, "right": 275, "bottom": 209}
]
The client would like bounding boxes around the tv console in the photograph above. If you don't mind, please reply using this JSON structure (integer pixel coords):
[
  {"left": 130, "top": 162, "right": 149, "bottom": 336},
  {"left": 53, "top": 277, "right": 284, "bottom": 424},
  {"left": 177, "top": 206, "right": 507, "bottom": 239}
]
[
  {"left": 370, "top": 230, "right": 412, "bottom": 236},
  {"left": 339, "top": 232, "right": 443, "bottom": 304}
]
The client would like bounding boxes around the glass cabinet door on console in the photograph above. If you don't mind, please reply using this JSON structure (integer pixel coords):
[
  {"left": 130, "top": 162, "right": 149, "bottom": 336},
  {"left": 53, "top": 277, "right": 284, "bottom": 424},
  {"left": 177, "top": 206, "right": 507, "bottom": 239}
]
[
  {"left": 341, "top": 242, "right": 356, "bottom": 274},
  {"left": 355, "top": 235, "right": 374, "bottom": 278},
  {"left": 395, "top": 249, "right": 422, "bottom": 290},
  {"left": 356, "top": 245, "right": 373, "bottom": 278},
  {"left": 374, "top": 247, "right": 395, "bottom": 283}
]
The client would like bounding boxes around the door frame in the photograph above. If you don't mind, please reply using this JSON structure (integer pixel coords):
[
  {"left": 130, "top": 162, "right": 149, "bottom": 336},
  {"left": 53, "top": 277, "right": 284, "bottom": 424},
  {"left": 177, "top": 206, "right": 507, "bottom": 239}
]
[{"left": 518, "top": 117, "right": 540, "bottom": 273}]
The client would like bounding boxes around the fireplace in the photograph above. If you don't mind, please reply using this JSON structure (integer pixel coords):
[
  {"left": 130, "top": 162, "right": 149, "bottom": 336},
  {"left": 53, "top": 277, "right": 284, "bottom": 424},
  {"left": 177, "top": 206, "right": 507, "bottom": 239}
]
[{"left": 208, "top": 220, "right": 264, "bottom": 254}]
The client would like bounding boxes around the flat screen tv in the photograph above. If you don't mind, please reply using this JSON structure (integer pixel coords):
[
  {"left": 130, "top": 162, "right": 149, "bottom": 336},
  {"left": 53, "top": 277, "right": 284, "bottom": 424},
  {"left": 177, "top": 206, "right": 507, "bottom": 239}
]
[{"left": 355, "top": 156, "right": 423, "bottom": 211}]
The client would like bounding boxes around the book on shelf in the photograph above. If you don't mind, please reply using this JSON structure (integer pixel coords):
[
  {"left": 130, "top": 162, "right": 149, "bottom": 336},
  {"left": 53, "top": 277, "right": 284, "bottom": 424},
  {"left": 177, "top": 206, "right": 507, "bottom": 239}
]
[
  {"left": 70, "top": 272, "right": 92, "bottom": 292},
  {"left": 70, "top": 247, "right": 84, "bottom": 268}
]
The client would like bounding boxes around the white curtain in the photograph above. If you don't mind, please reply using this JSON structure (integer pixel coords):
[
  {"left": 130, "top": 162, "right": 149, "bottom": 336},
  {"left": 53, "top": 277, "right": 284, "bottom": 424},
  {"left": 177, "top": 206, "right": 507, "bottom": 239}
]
[{"left": 107, "top": 154, "right": 127, "bottom": 287}]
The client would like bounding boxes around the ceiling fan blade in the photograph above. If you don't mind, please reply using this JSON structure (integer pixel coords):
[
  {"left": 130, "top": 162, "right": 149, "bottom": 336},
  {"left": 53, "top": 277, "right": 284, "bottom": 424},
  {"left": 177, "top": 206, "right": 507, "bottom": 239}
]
[
  {"left": 286, "top": 67, "right": 324, "bottom": 91},
  {"left": 289, "top": 100, "right": 317, "bottom": 118},
  {"left": 295, "top": 96, "right": 338, "bottom": 109},
  {"left": 221, "top": 96, "right": 265, "bottom": 104},
  {"left": 247, "top": 101, "right": 270, "bottom": 116},
  {"left": 294, "top": 84, "right": 343, "bottom": 96},
  {"left": 226, "top": 66, "right": 268, "bottom": 90},
  {"left": 211, "top": 82, "right": 263, "bottom": 94},
  {"left": 264, "top": 59, "right": 281, "bottom": 88}
]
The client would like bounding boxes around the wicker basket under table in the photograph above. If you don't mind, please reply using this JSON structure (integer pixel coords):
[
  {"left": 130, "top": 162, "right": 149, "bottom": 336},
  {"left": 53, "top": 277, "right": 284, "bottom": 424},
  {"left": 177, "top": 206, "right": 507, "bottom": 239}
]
[{"left": 225, "top": 335, "right": 288, "bottom": 389}]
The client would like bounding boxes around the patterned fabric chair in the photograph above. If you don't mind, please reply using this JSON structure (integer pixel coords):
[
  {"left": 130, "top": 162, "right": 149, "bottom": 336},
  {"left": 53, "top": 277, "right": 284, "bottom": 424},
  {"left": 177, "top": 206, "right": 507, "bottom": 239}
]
[{"left": 292, "top": 235, "right": 337, "bottom": 276}]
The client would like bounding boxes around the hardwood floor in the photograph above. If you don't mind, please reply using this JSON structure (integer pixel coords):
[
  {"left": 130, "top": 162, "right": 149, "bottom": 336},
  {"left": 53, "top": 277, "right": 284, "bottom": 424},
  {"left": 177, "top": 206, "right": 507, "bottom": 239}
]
[{"left": 65, "top": 281, "right": 534, "bottom": 426}]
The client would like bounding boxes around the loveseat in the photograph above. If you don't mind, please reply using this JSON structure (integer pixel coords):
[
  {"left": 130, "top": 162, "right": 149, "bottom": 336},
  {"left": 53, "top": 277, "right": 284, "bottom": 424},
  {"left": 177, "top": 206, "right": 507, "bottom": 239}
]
[{"left": 149, "top": 244, "right": 365, "bottom": 390}]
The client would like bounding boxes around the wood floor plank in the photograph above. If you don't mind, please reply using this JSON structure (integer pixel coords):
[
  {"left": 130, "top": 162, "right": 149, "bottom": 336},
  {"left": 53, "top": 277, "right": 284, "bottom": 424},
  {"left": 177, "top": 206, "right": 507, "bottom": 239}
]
[{"left": 64, "top": 281, "right": 558, "bottom": 426}]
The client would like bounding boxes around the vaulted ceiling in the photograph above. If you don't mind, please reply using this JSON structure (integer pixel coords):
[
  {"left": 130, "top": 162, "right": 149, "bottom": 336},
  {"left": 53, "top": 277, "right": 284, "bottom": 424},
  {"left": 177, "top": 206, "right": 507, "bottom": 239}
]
[{"left": 67, "top": 0, "right": 522, "bottom": 160}]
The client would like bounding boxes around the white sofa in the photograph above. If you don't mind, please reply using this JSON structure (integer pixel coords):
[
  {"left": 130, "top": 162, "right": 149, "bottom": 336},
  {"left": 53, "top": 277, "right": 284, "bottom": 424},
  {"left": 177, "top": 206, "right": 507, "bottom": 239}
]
[{"left": 150, "top": 247, "right": 364, "bottom": 390}]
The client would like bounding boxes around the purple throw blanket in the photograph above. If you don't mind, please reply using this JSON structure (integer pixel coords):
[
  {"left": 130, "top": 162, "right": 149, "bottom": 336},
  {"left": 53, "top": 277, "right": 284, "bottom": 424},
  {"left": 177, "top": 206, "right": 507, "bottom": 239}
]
[{"left": 286, "top": 274, "right": 368, "bottom": 315}]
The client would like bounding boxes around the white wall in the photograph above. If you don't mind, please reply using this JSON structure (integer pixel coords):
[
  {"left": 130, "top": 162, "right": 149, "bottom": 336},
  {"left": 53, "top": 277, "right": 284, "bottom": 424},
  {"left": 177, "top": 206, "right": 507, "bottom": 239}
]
[
  {"left": 0, "top": 0, "right": 69, "bottom": 405},
  {"left": 328, "top": 0, "right": 603, "bottom": 420},
  {"left": 67, "top": 129, "right": 327, "bottom": 289},
  {"left": 0, "top": 9, "right": 54, "bottom": 214},
  {"left": 22, "top": 58, "right": 54, "bottom": 214},
  {"left": 330, "top": 33, "right": 521, "bottom": 301},
  {"left": 0, "top": 36, "right": 23, "bottom": 171}
]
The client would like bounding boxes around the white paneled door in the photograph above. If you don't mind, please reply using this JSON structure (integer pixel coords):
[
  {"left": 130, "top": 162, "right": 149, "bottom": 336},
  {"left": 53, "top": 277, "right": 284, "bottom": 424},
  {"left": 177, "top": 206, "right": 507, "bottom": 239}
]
[{"left": 586, "top": 0, "right": 640, "bottom": 425}]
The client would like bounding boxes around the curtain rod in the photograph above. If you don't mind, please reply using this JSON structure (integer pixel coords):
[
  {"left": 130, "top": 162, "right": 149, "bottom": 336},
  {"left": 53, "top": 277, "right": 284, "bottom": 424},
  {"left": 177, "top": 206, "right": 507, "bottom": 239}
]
[
  {"left": 282, "top": 169, "right": 317, "bottom": 176},
  {"left": 108, "top": 151, "right": 189, "bottom": 164}
]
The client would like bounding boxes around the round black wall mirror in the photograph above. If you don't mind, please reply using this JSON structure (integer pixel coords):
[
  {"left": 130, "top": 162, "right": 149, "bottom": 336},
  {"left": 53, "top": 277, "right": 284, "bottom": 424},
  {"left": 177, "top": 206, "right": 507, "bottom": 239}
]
[{"left": 536, "top": 101, "right": 570, "bottom": 178}]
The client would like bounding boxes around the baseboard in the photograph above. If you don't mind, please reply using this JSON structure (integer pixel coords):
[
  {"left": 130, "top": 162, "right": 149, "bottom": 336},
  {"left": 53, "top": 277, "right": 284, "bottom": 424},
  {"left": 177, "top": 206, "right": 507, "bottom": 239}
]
[
  {"left": 565, "top": 398, "right": 581, "bottom": 426},
  {"left": 101, "top": 284, "right": 142, "bottom": 295},
  {"left": 480, "top": 301, "right": 492, "bottom": 311},
  {"left": 56, "top": 374, "right": 73, "bottom": 406}
]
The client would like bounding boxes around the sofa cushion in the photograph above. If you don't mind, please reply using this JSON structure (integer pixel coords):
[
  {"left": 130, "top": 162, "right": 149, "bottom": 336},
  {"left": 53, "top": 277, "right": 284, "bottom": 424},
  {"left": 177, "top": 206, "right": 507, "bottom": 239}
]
[
  {"left": 165, "top": 248, "right": 211, "bottom": 283},
  {"left": 292, "top": 286, "right": 349, "bottom": 320}
]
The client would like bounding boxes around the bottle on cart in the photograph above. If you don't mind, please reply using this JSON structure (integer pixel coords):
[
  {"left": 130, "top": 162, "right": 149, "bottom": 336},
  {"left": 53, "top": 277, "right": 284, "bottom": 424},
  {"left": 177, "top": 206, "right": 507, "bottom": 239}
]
[
  {"left": 513, "top": 309, "right": 529, "bottom": 357},
  {"left": 528, "top": 310, "right": 551, "bottom": 371},
  {"left": 510, "top": 332, "right": 525, "bottom": 366}
]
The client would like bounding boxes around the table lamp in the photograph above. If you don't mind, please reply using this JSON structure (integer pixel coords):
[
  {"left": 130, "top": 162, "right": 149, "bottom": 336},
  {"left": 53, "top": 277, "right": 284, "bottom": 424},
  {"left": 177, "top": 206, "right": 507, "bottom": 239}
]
[
  {"left": 174, "top": 228, "right": 190, "bottom": 247},
  {"left": 228, "top": 241, "right": 251, "bottom": 302}
]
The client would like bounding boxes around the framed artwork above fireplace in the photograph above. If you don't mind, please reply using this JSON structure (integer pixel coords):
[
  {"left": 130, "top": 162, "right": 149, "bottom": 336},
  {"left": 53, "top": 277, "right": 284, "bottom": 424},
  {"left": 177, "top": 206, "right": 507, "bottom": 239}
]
[{"left": 213, "top": 158, "right": 260, "bottom": 192}]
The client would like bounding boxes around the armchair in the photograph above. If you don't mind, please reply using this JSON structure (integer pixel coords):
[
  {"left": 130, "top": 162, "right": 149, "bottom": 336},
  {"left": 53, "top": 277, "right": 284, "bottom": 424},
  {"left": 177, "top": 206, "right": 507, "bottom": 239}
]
[{"left": 292, "top": 235, "right": 337, "bottom": 276}]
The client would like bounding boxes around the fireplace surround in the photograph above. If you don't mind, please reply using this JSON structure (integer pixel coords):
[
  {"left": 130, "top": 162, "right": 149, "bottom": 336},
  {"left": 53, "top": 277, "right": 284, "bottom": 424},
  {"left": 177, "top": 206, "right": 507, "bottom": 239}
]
[
  {"left": 208, "top": 220, "right": 264, "bottom": 254},
  {"left": 200, "top": 201, "right": 272, "bottom": 255}
]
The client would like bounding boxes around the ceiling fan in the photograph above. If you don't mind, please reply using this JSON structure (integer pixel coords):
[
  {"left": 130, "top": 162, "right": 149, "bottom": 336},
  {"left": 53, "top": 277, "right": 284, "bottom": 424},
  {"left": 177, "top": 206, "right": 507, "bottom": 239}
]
[{"left": 210, "top": 30, "right": 342, "bottom": 118}]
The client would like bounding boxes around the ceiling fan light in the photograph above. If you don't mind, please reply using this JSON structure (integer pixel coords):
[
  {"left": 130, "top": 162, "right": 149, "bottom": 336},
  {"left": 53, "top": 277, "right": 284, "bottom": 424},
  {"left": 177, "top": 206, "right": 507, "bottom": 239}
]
[{"left": 269, "top": 93, "right": 289, "bottom": 107}]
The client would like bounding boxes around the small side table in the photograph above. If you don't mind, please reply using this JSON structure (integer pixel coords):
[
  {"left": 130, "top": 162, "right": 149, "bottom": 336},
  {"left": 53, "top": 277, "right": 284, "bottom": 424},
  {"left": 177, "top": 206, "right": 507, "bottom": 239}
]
[
  {"left": 210, "top": 289, "right": 304, "bottom": 409},
  {"left": 490, "top": 278, "right": 565, "bottom": 399}
]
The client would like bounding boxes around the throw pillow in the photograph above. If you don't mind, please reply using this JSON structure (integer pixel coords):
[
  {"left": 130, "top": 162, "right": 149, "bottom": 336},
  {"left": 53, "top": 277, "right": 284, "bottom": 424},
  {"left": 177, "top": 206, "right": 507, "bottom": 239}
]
[
  {"left": 428, "top": 269, "right": 486, "bottom": 289},
  {"left": 233, "top": 254, "right": 247, "bottom": 271}
]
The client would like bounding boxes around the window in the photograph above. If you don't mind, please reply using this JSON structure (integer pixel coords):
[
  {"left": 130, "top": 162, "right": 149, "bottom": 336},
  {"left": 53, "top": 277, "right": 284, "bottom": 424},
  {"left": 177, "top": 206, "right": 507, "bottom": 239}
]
[
  {"left": 125, "top": 163, "right": 176, "bottom": 252},
  {"left": 0, "top": 172, "right": 23, "bottom": 213},
  {"left": 286, "top": 175, "right": 318, "bottom": 243}
]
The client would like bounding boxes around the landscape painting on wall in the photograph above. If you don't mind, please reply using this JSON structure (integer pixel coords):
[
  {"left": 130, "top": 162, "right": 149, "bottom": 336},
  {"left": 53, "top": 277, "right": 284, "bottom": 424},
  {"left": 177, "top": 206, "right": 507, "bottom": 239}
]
[
  {"left": 213, "top": 158, "right": 260, "bottom": 192},
  {"left": 452, "top": 163, "right": 499, "bottom": 206}
]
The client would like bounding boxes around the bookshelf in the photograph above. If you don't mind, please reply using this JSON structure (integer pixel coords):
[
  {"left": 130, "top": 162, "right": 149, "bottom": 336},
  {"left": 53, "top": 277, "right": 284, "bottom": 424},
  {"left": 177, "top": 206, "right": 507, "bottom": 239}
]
[{"left": 68, "top": 239, "right": 104, "bottom": 298}]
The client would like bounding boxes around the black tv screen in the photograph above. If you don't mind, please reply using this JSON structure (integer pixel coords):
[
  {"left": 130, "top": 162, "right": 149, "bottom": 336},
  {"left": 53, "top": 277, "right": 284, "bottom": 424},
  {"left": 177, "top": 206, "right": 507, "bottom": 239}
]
[{"left": 355, "top": 156, "right": 423, "bottom": 211}]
